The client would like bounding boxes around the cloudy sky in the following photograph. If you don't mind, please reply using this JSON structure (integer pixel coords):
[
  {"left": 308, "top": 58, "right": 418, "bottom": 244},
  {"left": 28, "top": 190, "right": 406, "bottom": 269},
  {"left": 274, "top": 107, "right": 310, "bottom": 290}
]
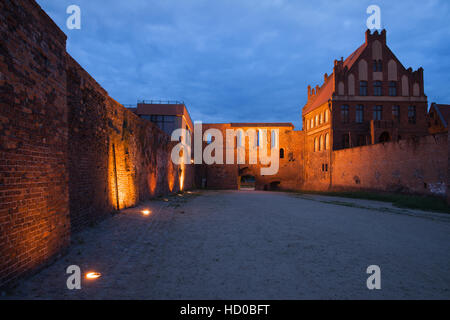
[{"left": 37, "top": 0, "right": 450, "bottom": 129}]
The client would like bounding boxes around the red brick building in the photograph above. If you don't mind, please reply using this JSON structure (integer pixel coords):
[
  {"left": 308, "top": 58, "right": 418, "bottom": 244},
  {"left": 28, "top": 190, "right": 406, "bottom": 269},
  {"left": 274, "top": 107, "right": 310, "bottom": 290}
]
[
  {"left": 195, "top": 123, "right": 304, "bottom": 191},
  {"left": 303, "top": 29, "right": 428, "bottom": 152}
]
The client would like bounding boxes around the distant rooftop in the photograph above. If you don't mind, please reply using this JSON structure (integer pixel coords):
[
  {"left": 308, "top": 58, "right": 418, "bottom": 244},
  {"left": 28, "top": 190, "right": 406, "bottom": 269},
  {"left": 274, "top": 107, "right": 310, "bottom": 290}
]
[{"left": 138, "top": 100, "right": 185, "bottom": 105}]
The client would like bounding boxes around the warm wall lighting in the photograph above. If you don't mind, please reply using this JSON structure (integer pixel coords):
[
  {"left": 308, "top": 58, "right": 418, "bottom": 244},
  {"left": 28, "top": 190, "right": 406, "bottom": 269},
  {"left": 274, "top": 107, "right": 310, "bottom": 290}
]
[
  {"left": 86, "top": 272, "right": 102, "bottom": 280},
  {"left": 142, "top": 209, "right": 151, "bottom": 216}
]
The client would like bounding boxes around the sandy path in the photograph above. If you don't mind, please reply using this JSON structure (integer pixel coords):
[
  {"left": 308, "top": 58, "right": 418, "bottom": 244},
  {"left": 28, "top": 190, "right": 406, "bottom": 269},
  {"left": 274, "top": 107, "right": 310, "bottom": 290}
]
[{"left": 5, "top": 191, "right": 450, "bottom": 299}]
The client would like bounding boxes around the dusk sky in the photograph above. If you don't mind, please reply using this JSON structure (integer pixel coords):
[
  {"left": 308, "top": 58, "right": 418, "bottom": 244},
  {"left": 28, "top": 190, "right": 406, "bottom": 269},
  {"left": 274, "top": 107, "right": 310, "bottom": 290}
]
[{"left": 37, "top": 0, "right": 450, "bottom": 129}]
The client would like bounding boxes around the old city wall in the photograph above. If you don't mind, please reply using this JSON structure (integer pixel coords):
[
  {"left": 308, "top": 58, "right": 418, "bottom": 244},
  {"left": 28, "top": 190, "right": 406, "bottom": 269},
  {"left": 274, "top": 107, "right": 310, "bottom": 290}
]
[
  {"left": 0, "top": 0, "right": 193, "bottom": 288},
  {"left": 67, "top": 56, "right": 193, "bottom": 233},
  {"left": 0, "top": 0, "right": 70, "bottom": 288},
  {"left": 331, "top": 134, "right": 448, "bottom": 195}
]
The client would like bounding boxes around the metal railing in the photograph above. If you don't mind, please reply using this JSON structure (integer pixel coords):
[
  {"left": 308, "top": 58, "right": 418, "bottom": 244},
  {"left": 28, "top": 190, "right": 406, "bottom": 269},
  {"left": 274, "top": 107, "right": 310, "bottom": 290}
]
[{"left": 138, "top": 100, "right": 185, "bottom": 105}]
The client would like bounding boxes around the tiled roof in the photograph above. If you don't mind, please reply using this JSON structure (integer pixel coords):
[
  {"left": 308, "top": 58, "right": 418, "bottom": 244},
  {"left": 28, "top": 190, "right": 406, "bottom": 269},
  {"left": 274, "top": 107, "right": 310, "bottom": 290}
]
[{"left": 432, "top": 104, "right": 450, "bottom": 128}]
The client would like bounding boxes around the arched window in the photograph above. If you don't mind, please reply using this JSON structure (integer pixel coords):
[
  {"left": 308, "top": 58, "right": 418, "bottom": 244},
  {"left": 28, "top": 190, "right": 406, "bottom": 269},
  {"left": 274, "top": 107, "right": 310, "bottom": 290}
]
[
  {"left": 319, "top": 135, "right": 323, "bottom": 151},
  {"left": 206, "top": 133, "right": 212, "bottom": 145},
  {"left": 314, "top": 137, "right": 318, "bottom": 152},
  {"left": 324, "top": 133, "right": 329, "bottom": 150},
  {"left": 236, "top": 130, "right": 243, "bottom": 147},
  {"left": 324, "top": 110, "right": 329, "bottom": 123},
  {"left": 271, "top": 130, "right": 278, "bottom": 149},
  {"left": 315, "top": 115, "right": 319, "bottom": 126},
  {"left": 319, "top": 113, "right": 323, "bottom": 125},
  {"left": 310, "top": 119, "right": 314, "bottom": 129},
  {"left": 280, "top": 148, "right": 285, "bottom": 159}
]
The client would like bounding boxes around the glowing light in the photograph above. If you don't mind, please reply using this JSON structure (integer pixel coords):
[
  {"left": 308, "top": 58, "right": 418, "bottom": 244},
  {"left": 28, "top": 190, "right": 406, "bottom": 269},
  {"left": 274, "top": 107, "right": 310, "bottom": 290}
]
[
  {"left": 190, "top": 159, "right": 194, "bottom": 164},
  {"left": 86, "top": 272, "right": 102, "bottom": 280},
  {"left": 142, "top": 209, "right": 151, "bottom": 216}
]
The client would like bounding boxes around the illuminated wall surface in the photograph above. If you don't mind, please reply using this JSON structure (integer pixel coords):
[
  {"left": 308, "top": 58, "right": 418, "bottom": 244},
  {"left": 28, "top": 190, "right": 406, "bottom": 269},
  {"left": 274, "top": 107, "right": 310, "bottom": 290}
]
[{"left": 0, "top": 0, "right": 194, "bottom": 288}]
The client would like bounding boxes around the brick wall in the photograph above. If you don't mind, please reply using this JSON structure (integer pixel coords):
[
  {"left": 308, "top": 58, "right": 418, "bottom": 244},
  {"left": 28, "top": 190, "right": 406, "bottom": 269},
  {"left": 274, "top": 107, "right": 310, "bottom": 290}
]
[
  {"left": 0, "top": 0, "right": 194, "bottom": 289},
  {"left": 67, "top": 56, "right": 193, "bottom": 232},
  {"left": 0, "top": 0, "right": 70, "bottom": 288},
  {"left": 331, "top": 134, "right": 448, "bottom": 195},
  {"left": 196, "top": 123, "right": 304, "bottom": 191}
]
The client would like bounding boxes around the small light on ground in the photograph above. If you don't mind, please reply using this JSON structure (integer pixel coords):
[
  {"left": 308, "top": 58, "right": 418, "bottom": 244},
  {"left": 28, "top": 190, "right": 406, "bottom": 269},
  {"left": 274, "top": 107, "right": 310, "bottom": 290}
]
[
  {"left": 86, "top": 272, "right": 102, "bottom": 280},
  {"left": 142, "top": 209, "right": 151, "bottom": 216}
]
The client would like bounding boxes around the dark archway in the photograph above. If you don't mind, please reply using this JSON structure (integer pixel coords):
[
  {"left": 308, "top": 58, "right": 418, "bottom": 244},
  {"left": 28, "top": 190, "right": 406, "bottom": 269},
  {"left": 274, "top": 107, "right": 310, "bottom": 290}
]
[
  {"left": 240, "top": 175, "right": 256, "bottom": 191},
  {"left": 379, "top": 132, "right": 391, "bottom": 143},
  {"left": 269, "top": 181, "right": 281, "bottom": 191}
]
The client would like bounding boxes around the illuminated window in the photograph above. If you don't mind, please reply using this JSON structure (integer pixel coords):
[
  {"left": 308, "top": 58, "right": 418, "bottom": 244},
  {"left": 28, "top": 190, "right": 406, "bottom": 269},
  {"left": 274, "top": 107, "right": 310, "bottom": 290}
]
[
  {"left": 271, "top": 130, "right": 278, "bottom": 149},
  {"left": 206, "top": 133, "right": 212, "bottom": 145},
  {"left": 237, "top": 130, "right": 243, "bottom": 147},
  {"left": 319, "top": 135, "right": 323, "bottom": 151}
]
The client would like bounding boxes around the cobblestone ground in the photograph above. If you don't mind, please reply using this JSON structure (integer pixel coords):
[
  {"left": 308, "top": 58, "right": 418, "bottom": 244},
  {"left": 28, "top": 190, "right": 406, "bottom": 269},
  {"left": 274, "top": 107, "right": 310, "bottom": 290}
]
[{"left": 4, "top": 191, "right": 450, "bottom": 300}]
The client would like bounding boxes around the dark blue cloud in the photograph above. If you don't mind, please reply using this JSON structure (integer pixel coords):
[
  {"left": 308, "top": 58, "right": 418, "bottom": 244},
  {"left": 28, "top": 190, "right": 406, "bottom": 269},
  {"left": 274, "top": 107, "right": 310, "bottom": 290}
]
[{"left": 37, "top": 0, "right": 450, "bottom": 129}]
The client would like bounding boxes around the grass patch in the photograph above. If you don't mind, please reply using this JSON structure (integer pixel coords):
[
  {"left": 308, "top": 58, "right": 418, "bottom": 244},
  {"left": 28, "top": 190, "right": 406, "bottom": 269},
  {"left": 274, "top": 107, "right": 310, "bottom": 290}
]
[{"left": 298, "top": 190, "right": 450, "bottom": 214}]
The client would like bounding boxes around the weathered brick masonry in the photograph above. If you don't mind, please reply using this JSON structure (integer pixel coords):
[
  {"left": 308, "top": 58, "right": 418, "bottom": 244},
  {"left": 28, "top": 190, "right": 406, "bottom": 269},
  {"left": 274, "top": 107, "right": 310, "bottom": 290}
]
[
  {"left": 0, "top": 0, "right": 193, "bottom": 288},
  {"left": 0, "top": 0, "right": 70, "bottom": 288},
  {"left": 67, "top": 56, "right": 191, "bottom": 232},
  {"left": 330, "top": 134, "right": 448, "bottom": 195}
]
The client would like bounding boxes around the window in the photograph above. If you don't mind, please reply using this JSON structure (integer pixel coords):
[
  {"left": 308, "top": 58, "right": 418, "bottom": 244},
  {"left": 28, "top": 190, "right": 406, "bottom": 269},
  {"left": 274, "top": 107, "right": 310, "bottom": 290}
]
[
  {"left": 324, "top": 110, "right": 329, "bottom": 123},
  {"left": 392, "top": 105, "right": 400, "bottom": 122},
  {"left": 145, "top": 115, "right": 177, "bottom": 135},
  {"left": 342, "top": 134, "right": 350, "bottom": 149},
  {"left": 319, "top": 135, "right": 323, "bottom": 151},
  {"left": 373, "top": 81, "right": 382, "bottom": 96},
  {"left": 324, "top": 133, "right": 329, "bottom": 150},
  {"left": 319, "top": 113, "right": 323, "bottom": 125},
  {"left": 310, "top": 119, "right": 314, "bottom": 129},
  {"left": 373, "top": 60, "right": 382, "bottom": 72},
  {"left": 315, "top": 115, "right": 319, "bottom": 127},
  {"left": 360, "top": 81, "right": 368, "bottom": 96},
  {"left": 280, "top": 148, "right": 285, "bottom": 159},
  {"left": 408, "top": 106, "right": 416, "bottom": 124},
  {"left": 314, "top": 137, "right": 318, "bottom": 152},
  {"left": 237, "top": 130, "right": 243, "bottom": 147},
  {"left": 389, "top": 81, "right": 397, "bottom": 96},
  {"left": 271, "top": 130, "right": 277, "bottom": 149},
  {"left": 206, "top": 133, "right": 213, "bottom": 145},
  {"left": 257, "top": 130, "right": 262, "bottom": 146},
  {"left": 341, "top": 105, "right": 349, "bottom": 123},
  {"left": 373, "top": 106, "right": 383, "bottom": 121},
  {"left": 356, "top": 105, "right": 364, "bottom": 123}
]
